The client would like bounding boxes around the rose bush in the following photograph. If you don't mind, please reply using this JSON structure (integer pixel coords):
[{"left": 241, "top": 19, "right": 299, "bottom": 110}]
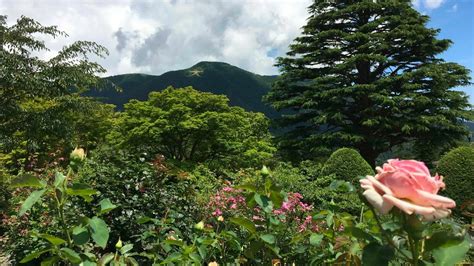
[{"left": 359, "top": 159, "right": 455, "bottom": 221}]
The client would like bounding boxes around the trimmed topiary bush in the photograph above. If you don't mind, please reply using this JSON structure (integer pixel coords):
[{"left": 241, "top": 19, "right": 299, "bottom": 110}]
[
  {"left": 436, "top": 146, "right": 474, "bottom": 208},
  {"left": 321, "top": 148, "right": 374, "bottom": 184}
]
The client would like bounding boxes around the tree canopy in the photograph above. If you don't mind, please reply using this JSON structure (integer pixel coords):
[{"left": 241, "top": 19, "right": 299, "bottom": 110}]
[
  {"left": 109, "top": 86, "right": 275, "bottom": 169},
  {"left": 265, "top": 0, "right": 472, "bottom": 165},
  {"left": 0, "top": 15, "right": 111, "bottom": 173}
]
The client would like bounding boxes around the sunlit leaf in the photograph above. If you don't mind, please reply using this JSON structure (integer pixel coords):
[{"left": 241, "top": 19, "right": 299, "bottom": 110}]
[
  {"left": 19, "top": 189, "right": 47, "bottom": 216},
  {"left": 88, "top": 216, "right": 109, "bottom": 248},
  {"left": 10, "top": 173, "right": 45, "bottom": 188},
  {"left": 229, "top": 217, "right": 257, "bottom": 234},
  {"left": 60, "top": 248, "right": 81, "bottom": 264},
  {"left": 98, "top": 198, "right": 117, "bottom": 215}
]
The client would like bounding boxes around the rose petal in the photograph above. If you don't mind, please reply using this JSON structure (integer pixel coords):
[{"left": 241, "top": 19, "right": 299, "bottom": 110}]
[
  {"left": 366, "top": 175, "right": 393, "bottom": 195},
  {"left": 363, "top": 189, "right": 393, "bottom": 214},
  {"left": 382, "top": 194, "right": 436, "bottom": 216},
  {"left": 415, "top": 190, "right": 456, "bottom": 209}
]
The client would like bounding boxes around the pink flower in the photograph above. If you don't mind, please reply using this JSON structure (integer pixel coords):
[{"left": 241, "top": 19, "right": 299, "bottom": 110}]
[
  {"left": 223, "top": 186, "right": 233, "bottom": 192},
  {"left": 360, "top": 159, "right": 455, "bottom": 221},
  {"left": 212, "top": 209, "right": 222, "bottom": 216}
]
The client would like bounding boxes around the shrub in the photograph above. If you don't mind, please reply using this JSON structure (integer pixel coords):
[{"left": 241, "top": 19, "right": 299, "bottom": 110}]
[
  {"left": 77, "top": 147, "right": 203, "bottom": 252},
  {"left": 436, "top": 146, "right": 474, "bottom": 208},
  {"left": 321, "top": 148, "right": 374, "bottom": 184}
]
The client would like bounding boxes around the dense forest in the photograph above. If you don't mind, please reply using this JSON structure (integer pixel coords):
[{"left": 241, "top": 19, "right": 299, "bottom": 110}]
[{"left": 1, "top": 1, "right": 473, "bottom": 265}]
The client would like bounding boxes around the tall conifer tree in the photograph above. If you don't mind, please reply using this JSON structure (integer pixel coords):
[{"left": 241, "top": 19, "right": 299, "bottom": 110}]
[{"left": 266, "top": 0, "right": 472, "bottom": 165}]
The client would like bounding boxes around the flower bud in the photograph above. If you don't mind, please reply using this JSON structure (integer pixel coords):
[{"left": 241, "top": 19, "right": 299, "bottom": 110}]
[
  {"left": 261, "top": 165, "right": 270, "bottom": 176},
  {"left": 115, "top": 238, "right": 123, "bottom": 249},
  {"left": 217, "top": 216, "right": 224, "bottom": 222},
  {"left": 194, "top": 221, "right": 205, "bottom": 230},
  {"left": 70, "top": 147, "right": 86, "bottom": 161}
]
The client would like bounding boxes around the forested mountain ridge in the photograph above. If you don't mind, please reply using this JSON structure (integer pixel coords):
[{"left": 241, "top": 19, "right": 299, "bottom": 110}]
[{"left": 88, "top": 61, "right": 279, "bottom": 117}]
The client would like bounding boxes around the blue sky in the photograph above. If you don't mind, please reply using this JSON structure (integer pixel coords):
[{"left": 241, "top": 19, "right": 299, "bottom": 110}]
[{"left": 415, "top": 0, "right": 474, "bottom": 103}]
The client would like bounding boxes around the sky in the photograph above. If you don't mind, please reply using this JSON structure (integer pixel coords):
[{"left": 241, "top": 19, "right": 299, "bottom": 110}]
[{"left": 0, "top": 0, "right": 473, "bottom": 102}]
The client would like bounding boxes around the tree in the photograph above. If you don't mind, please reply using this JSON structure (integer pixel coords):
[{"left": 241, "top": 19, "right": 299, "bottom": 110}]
[
  {"left": 0, "top": 15, "right": 110, "bottom": 171},
  {"left": 265, "top": 0, "right": 472, "bottom": 165},
  {"left": 109, "top": 86, "right": 275, "bottom": 169}
]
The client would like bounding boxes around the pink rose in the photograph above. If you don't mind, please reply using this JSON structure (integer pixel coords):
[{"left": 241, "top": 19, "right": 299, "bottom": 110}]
[{"left": 360, "top": 159, "right": 455, "bottom": 221}]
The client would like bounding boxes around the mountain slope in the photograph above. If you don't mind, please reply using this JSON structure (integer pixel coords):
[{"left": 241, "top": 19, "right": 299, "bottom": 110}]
[{"left": 88, "top": 61, "right": 278, "bottom": 117}]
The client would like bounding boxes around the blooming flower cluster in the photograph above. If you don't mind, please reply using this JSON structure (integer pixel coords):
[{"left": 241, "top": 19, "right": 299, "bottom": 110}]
[
  {"left": 273, "top": 192, "right": 313, "bottom": 216},
  {"left": 208, "top": 186, "right": 247, "bottom": 217},
  {"left": 207, "top": 187, "right": 323, "bottom": 233}
]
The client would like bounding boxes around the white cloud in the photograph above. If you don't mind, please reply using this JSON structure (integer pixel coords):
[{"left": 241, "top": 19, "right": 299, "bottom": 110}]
[
  {"left": 412, "top": 0, "right": 421, "bottom": 8},
  {"left": 0, "top": 0, "right": 311, "bottom": 76},
  {"left": 423, "top": 0, "right": 445, "bottom": 9},
  {"left": 412, "top": 0, "right": 446, "bottom": 10}
]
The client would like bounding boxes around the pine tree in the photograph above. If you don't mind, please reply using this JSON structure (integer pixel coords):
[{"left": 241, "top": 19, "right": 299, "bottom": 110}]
[{"left": 265, "top": 0, "right": 472, "bottom": 165}]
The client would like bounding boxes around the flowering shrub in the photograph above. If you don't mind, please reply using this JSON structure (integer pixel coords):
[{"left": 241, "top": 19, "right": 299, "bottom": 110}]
[{"left": 207, "top": 185, "right": 320, "bottom": 234}]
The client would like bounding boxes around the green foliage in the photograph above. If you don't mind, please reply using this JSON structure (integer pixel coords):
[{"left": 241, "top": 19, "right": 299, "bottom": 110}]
[
  {"left": 436, "top": 146, "right": 474, "bottom": 207},
  {"left": 77, "top": 146, "right": 203, "bottom": 252},
  {"left": 321, "top": 148, "right": 374, "bottom": 184},
  {"left": 310, "top": 174, "right": 362, "bottom": 215},
  {"left": 109, "top": 86, "right": 275, "bottom": 169},
  {"left": 5, "top": 157, "right": 117, "bottom": 265},
  {"left": 140, "top": 171, "right": 359, "bottom": 265},
  {"left": 0, "top": 15, "right": 113, "bottom": 174},
  {"left": 265, "top": 0, "right": 472, "bottom": 165}
]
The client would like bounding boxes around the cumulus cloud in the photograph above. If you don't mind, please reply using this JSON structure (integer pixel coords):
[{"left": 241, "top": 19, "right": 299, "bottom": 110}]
[
  {"left": 424, "top": 0, "right": 445, "bottom": 9},
  {"left": 0, "top": 0, "right": 311, "bottom": 75},
  {"left": 412, "top": 0, "right": 446, "bottom": 10}
]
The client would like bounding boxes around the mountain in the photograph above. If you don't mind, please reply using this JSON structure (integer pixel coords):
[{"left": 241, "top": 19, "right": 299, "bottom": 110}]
[{"left": 88, "top": 61, "right": 279, "bottom": 118}]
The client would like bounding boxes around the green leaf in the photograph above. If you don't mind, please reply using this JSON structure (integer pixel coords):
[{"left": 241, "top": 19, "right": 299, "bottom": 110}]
[
  {"left": 362, "top": 243, "right": 394, "bottom": 266},
  {"left": 345, "top": 226, "right": 376, "bottom": 242},
  {"left": 66, "top": 183, "right": 97, "bottom": 202},
  {"left": 60, "top": 248, "right": 81, "bottom": 264},
  {"left": 10, "top": 173, "right": 45, "bottom": 188},
  {"left": 229, "top": 217, "right": 256, "bottom": 234},
  {"left": 35, "top": 233, "right": 66, "bottom": 246},
  {"left": 40, "top": 256, "right": 60, "bottom": 266},
  {"left": 198, "top": 245, "right": 207, "bottom": 260},
  {"left": 53, "top": 172, "right": 66, "bottom": 188},
  {"left": 98, "top": 198, "right": 117, "bottom": 215},
  {"left": 254, "top": 194, "right": 270, "bottom": 210},
  {"left": 98, "top": 253, "right": 114, "bottom": 265},
  {"left": 126, "top": 257, "right": 139, "bottom": 266},
  {"left": 260, "top": 234, "right": 276, "bottom": 244},
  {"left": 73, "top": 226, "right": 90, "bottom": 245},
  {"left": 79, "top": 260, "right": 97, "bottom": 266},
  {"left": 309, "top": 234, "right": 324, "bottom": 246},
  {"left": 120, "top": 244, "right": 133, "bottom": 254},
  {"left": 325, "top": 211, "right": 334, "bottom": 227},
  {"left": 20, "top": 249, "right": 52, "bottom": 263},
  {"left": 432, "top": 235, "right": 470, "bottom": 266},
  {"left": 136, "top": 216, "right": 154, "bottom": 224},
  {"left": 189, "top": 252, "right": 201, "bottom": 263},
  {"left": 244, "top": 240, "right": 263, "bottom": 259},
  {"left": 19, "top": 189, "right": 47, "bottom": 216},
  {"left": 269, "top": 190, "right": 284, "bottom": 209},
  {"left": 88, "top": 216, "right": 109, "bottom": 248}
]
